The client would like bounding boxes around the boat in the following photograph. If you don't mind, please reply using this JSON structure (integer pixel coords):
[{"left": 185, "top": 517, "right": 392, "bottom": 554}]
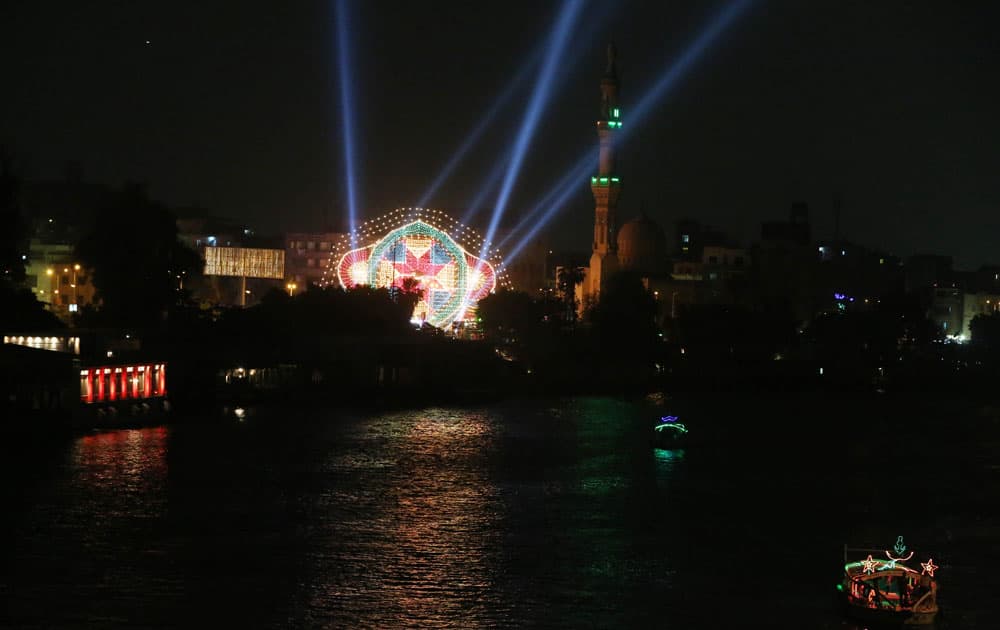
[
  {"left": 652, "top": 415, "right": 689, "bottom": 449},
  {"left": 838, "top": 536, "right": 939, "bottom": 626}
]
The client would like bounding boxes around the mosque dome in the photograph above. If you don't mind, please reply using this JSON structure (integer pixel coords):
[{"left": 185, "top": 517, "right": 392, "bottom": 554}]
[{"left": 617, "top": 213, "right": 668, "bottom": 274}]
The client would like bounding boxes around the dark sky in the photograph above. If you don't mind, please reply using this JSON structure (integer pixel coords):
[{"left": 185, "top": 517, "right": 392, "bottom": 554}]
[{"left": 3, "top": 1, "right": 999, "bottom": 268}]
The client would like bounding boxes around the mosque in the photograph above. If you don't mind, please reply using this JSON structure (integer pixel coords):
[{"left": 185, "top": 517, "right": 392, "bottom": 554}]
[{"left": 581, "top": 44, "right": 669, "bottom": 306}]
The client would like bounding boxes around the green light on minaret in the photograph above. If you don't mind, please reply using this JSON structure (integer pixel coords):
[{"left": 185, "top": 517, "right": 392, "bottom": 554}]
[{"left": 612, "top": 107, "right": 620, "bottom": 118}]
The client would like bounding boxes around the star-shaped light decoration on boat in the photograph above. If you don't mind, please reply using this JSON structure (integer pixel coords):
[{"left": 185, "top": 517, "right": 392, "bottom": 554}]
[
  {"left": 861, "top": 555, "right": 879, "bottom": 574},
  {"left": 920, "top": 558, "right": 938, "bottom": 577}
]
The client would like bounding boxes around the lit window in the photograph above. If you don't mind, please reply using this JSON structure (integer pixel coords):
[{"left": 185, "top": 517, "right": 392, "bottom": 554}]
[{"left": 682, "top": 234, "right": 690, "bottom": 244}]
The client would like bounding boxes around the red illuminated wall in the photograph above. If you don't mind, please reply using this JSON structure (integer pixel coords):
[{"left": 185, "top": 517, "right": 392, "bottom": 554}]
[{"left": 79, "top": 364, "right": 167, "bottom": 404}]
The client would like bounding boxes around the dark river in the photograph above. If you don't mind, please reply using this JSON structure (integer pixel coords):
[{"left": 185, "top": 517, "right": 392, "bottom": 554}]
[{"left": 2, "top": 394, "right": 998, "bottom": 628}]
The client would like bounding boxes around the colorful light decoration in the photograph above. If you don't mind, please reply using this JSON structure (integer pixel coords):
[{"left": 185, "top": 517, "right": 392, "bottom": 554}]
[
  {"left": 881, "top": 535, "right": 914, "bottom": 570},
  {"left": 921, "top": 558, "right": 938, "bottom": 577},
  {"left": 861, "top": 554, "right": 879, "bottom": 574},
  {"left": 654, "top": 422, "right": 687, "bottom": 434},
  {"left": 326, "top": 209, "right": 509, "bottom": 329}
]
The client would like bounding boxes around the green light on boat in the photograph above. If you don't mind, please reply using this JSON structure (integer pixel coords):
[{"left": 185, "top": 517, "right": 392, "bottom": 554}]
[{"left": 654, "top": 423, "right": 688, "bottom": 434}]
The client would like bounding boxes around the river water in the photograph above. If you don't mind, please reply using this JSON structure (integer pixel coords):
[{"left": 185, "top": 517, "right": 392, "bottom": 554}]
[{"left": 2, "top": 394, "right": 998, "bottom": 628}]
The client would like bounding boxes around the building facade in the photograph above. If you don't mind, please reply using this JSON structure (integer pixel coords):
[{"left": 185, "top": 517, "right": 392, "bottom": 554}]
[
  {"left": 24, "top": 239, "right": 96, "bottom": 320},
  {"left": 286, "top": 231, "right": 347, "bottom": 289}
]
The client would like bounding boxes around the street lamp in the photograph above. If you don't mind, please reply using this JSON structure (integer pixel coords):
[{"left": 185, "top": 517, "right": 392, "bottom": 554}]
[
  {"left": 286, "top": 282, "right": 298, "bottom": 296},
  {"left": 72, "top": 264, "right": 80, "bottom": 308},
  {"left": 45, "top": 268, "right": 54, "bottom": 305}
]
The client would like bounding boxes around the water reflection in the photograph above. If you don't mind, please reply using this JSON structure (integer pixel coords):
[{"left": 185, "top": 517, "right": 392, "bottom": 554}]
[
  {"left": 300, "top": 408, "right": 507, "bottom": 627},
  {"left": 653, "top": 447, "right": 686, "bottom": 464},
  {"left": 4, "top": 427, "right": 175, "bottom": 626},
  {"left": 3, "top": 396, "right": 991, "bottom": 628},
  {"left": 74, "top": 428, "right": 169, "bottom": 490}
]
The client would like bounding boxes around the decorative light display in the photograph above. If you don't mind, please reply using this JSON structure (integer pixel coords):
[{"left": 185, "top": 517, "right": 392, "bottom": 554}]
[
  {"left": 323, "top": 208, "right": 510, "bottom": 329},
  {"left": 654, "top": 422, "right": 688, "bottom": 434},
  {"left": 921, "top": 558, "right": 938, "bottom": 577},
  {"left": 204, "top": 247, "right": 285, "bottom": 279},
  {"left": 843, "top": 538, "right": 940, "bottom": 623},
  {"left": 861, "top": 554, "right": 879, "bottom": 574},
  {"left": 881, "top": 535, "right": 914, "bottom": 570}
]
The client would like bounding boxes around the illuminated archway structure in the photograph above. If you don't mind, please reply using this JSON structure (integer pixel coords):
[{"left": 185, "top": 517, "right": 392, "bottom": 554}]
[{"left": 322, "top": 208, "right": 510, "bottom": 328}]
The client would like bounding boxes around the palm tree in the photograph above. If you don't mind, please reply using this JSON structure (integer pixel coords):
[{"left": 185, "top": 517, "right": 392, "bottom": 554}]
[{"left": 556, "top": 266, "right": 585, "bottom": 323}]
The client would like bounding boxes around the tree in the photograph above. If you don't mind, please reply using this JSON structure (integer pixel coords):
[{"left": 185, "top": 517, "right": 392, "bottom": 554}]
[
  {"left": 588, "top": 271, "right": 660, "bottom": 359},
  {"left": 76, "top": 184, "right": 201, "bottom": 327},
  {"left": 0, "top": 149, "right": 27, "bottom": 285},
  {"left": 0, "top": 285, "right": 64, "bottom": 330},
  {"left": 477, "top": 289, "right": 543, "bottom": 341},
  {"left": 556, "top": 266, "right": 585, "bottom": 322},
  {"left": 970, "top": 312, "right": 1000, "bottom": 350}
]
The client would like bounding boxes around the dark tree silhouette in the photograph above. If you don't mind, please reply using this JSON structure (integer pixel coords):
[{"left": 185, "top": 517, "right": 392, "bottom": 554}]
[
  {"left": 556, "top": 265, "right": 585, "bottom": 322},
  {"left": 588, "top": 272, "right": 660, "bottom": 359},
  {"left": 0, "top": 286, "right": 65, "bottom": 330},
  {"left": 0, "top": 150, "right": 27, "bottom": 285},
  {"left": 477, "top": 289, "right": 543, "bottom": 341},
  {"left": 970, "top": 312, "right": 1000, "bottom": 350},
  {"left": 76, "top": 184, "right": 201, "bottom": 327}
]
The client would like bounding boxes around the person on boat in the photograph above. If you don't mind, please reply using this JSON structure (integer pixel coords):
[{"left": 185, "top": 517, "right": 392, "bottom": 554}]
[
  {"left": 867, "top": 585, "right": 878, "bottom": 607},
  {"left": 910, "top": 575, "right": 932, "bottom": 604}
]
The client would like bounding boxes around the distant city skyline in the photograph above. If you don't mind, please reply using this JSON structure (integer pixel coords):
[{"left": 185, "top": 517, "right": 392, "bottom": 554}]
[{"left": 3, "top": 1, "right": 999, "bottom": 268}]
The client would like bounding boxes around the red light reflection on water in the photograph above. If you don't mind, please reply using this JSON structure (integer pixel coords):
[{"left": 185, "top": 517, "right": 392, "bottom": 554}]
[{"left": 73, "top": 427, "right": 169, "bottom": 511}]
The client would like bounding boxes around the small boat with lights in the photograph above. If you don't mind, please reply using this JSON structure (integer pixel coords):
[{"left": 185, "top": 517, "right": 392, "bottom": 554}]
[
  {"left": 652, "top": 415, "right": 689, "bottom": 449},
  {"left": 839, "top": 537, "right": 939, "bottom": 626}
]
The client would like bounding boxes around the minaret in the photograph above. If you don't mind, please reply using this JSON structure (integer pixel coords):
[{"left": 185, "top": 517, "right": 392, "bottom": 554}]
[{"left": 588, "top": 43, "right": 622, "bottom": 301}]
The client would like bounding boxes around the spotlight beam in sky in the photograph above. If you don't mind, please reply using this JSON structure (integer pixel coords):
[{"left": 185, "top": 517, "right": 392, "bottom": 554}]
[
  {"left": 460, "top": 2, "right": 616, "bottom": 228},
  {"left": 498, "top": 146, "right": 597, "bottom": 251},
  {"left": 503, "top": 148, "right": 597, "bottom": 263},
  {"left": 334, "top": 0, "right": 360, "bottom": 241},
  {"left": 461, "top": 150, "right": 510, "bottom": 226},
  {"left": 502, "top": 0, "right": 755, "bottom": 265},
  {"left": 479, "top": 0, "right": 585, "bottom": 263},
  {"left": 418, "top": 54, "right": 541, "bottom": 209}
]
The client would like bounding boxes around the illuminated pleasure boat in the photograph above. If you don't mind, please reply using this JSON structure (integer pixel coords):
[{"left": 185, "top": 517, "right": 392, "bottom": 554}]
[
  {"left": 839, "top": 537, "right": 939, "bottom": 626},
  {"left": 652, "top": 415, "right": 688, "bottom": 449}
]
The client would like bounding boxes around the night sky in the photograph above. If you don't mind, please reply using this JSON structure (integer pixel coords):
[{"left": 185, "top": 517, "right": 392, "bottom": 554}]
[{"left": 3, "top": 1, "right": 998, "bottom": 268}]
